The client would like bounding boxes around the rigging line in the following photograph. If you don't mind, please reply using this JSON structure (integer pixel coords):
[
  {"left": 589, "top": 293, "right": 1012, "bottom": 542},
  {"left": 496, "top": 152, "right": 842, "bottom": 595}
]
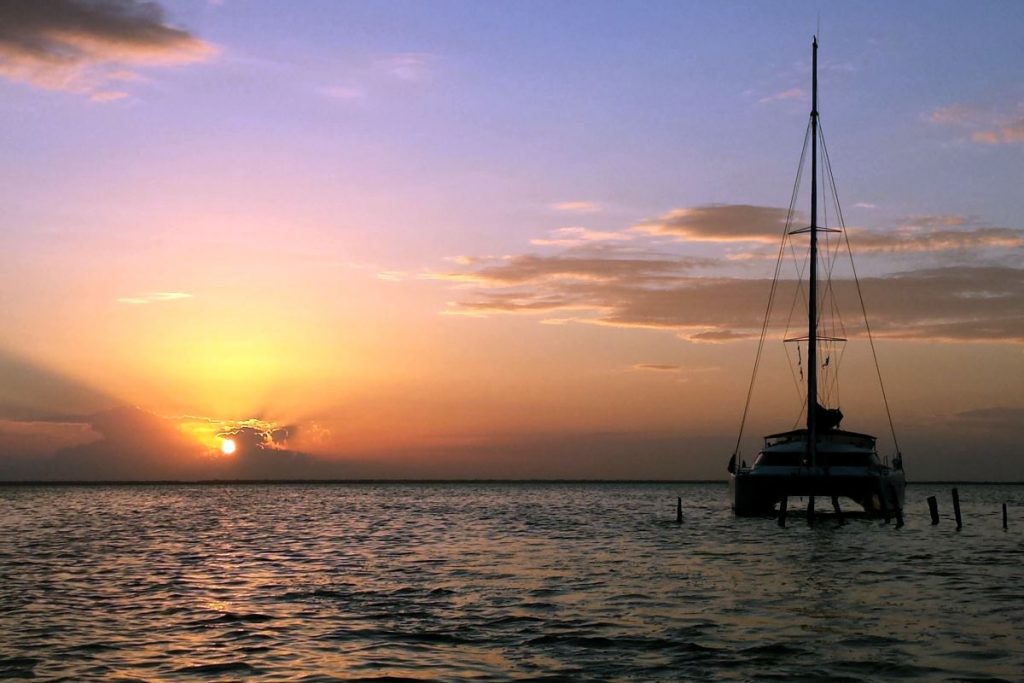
[
  {"left": 782, "top": 123, "right": 814, "bottom": 354},
  {"left": 733, "top": 120, "right": 812, "bottom": 456},
  {"left": 820, "top": 123, "right": 902, "bottom": 454},
  {"left": 781, "top": 125, "right": 814, "bottom": 407},
  {"left": 818, "top": 123, "right": 848, "bottom": 406}
]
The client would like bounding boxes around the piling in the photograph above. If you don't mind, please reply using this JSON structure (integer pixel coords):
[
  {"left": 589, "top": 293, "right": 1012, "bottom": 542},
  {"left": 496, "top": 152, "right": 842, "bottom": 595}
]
[
  {"left": 927, "top": 496, "right": 939, "bottom": 525},
  {"left": 1003, "top": 503, "right": 1008, "bottom": 530},
  {"left": 893, "top": 493, "right": 904, "bottom": 529},
  {"left": 831, "top": 496, "right": 844, "bottom": 524},
  {"left": 952, "top": 487, "right": 962, "bottom": 530},
  {"left": 807, "top": 495, "right": 815, "bottom": 525},
  {"left": 676, "top": 497, "right": 683, "bottom": 524},
  {"left": 778, "top": 496, "right": 788, "bottom": 528},
  {"left": 879, "top": 489, "right": 891, "bottom": 525}
]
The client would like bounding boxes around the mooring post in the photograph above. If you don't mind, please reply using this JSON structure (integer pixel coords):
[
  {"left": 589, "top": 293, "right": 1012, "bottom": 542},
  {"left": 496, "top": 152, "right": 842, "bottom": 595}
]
[
  {"left": 778, "top": 496, "right": 788, "bottom": 528},
  {"left": 879, "top": 487, "right": 891, "bottom": 525},
  {"left": 927, "top": 496, "right": 939, "bottom": 525},
  {"left": 952, "top": 487, "right": 962, "bottom": 530},
  {"left": 1002, "top": 503, "right": 1008, "bottom": 530},
  {"left": 893, "top": 491, "right": 904, "bottom": 529},
  {"left": 831, "top": 496, "right": 844, "bottom": 524},
  {"left": 676, "top": 497, "right": 682, "bottom": 524},
  {"left": 807, "top": 495, "right": 815, "bottom": 524}
]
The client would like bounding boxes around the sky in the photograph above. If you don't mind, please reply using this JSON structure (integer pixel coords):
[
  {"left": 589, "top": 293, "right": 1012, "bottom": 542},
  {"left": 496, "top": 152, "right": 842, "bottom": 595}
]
[{"left": 0, "top": 0, "right": 1022, "bottom": 480}]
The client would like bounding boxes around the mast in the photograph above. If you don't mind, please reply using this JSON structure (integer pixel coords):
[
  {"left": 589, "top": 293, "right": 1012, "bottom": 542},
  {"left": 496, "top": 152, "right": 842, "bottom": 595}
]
[{"left": 807, "top": 36, "right": 819, "bottom": 467}]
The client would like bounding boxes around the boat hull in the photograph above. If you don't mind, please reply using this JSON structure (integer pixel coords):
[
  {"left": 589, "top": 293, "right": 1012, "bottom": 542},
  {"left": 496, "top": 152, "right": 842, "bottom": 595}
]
[{"left": 730, "top": 468, "right": 906, "bottom": 516}]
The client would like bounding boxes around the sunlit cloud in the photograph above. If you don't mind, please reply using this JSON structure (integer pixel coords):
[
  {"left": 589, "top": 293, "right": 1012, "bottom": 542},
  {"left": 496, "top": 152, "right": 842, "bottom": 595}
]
[
  {"left": 0, "top": 0, "right": 215, "bottom": 98},
  {"left": 433, "top": 246, "right": 714, "bottom": 286},
  {"left": 972, "top": 118, "right": 1024, "bottom": 145},
  {"left": 927, "top": 103, "right": 1024, "bottom": 146},
  {"left": 116, "top": 291, "right": 192, "bottom": 304},
  {"left": 848, "top": 226, "right": 1024, "bottom": 254},
  {"left": 550, "top": 201, "right": 603, "bottom": 214},
  {"left": 928, "top": 103, "right": 978, "bottom": 125},
  {"left": 631, "top": 363, "right": 680, "bottom": 372},
  {"left": 632, "top": 204, "right": 793, "bottom": 243},
  {"left": 530, "top": 227, "right": 633, "bottom": 247},
  {"left": 441, "top": 242, "right": 1024, "bottom": 342}
]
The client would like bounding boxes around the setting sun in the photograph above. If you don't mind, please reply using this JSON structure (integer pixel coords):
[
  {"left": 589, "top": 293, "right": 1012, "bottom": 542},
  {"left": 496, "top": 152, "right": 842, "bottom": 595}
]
[{"left": 221, "top": 438, "right": 236, "bottom": 455}]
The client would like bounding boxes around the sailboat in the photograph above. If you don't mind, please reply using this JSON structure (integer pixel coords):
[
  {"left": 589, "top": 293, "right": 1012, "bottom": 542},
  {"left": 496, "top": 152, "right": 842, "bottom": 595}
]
[{"left": 729, "top": 37, "right": 906, "bottom": 517}]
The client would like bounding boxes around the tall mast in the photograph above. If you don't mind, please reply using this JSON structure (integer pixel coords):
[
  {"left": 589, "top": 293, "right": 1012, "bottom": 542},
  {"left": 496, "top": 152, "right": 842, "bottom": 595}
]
[{"left": 807, "top": 36, "right": 819, "bottom": 467}]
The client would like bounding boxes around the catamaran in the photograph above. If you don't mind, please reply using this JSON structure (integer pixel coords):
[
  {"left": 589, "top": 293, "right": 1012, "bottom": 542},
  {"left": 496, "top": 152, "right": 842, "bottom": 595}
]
[{"left": 729, "top": 37, "right": 906, "bottom": 517}]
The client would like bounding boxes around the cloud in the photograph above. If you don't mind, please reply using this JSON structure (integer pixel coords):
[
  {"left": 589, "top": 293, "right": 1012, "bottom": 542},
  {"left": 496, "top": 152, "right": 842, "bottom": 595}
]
[
  {"left": 433, "top": 247, "right": 714, "bottom": 287},
  {"left": 972, "top": 118, "right": 1024, "bottom": 146},
  {"left": 444, "top": 248, "right": 1024, "bottom": 342},
  {"left": 117, "top": 291, "right": 192, "bottom": 304},
  {"left": 927, "top": 103, "right": 1024, "bottom": 146},
  {"left": 0, "top": 404, "right": 346, "bottom": 481},
  {"left": 0, "top": 348, "right": 117, "bottom": 422},
  {"left": 0, "top": 0, "right": 214, "bottom": 97},
  {"left": 928, "top": 104, "right": 978, "bottom": 125},
  {"left": 759, "top": 87, "right": 805, "bottom": 104},
  {"left": 219, "top": 421, "right": 299, "bottom": 452},
  {"left": 530, "top": 227, "right": 633, "bottom": 247},
  {"left": 632, "top": 204, "right": 794, "bottom": 243},
  {"left": 375, "top": 52, "right": 434, "bottom": 82},
  {"left": 848, "top": 226, "right": 1024, "bottom": 254},
  {"left": 550, "top": 201, "right": 602, "bottom": 214},
  {"left": 954, "top": 406, "right": 1024, "bottom": 427},
  {"left": 631, "top": 363, "right": 680, "bottom": 372}
]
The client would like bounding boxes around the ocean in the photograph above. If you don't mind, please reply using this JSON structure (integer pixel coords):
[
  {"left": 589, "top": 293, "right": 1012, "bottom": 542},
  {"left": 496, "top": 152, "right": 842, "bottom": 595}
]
[{"left": 1, "top": 482, "right": 1021, "bottom": 681}]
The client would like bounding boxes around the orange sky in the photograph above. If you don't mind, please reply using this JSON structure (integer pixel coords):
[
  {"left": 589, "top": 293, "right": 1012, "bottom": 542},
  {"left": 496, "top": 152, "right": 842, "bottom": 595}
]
[{"left": 0, "top": 1, "right": 1022, "bottom": 480}]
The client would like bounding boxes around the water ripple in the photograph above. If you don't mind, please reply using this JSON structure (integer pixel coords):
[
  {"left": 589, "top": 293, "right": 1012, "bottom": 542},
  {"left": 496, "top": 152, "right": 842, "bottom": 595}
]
[{"left": 0, "top": 482, "right": 1021, "bottom": 680}]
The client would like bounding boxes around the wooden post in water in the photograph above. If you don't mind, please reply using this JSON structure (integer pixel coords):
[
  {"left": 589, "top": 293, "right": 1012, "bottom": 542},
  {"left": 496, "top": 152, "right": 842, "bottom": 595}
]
[
  {"left": 831, "top": 495, "right": 844, "bottom": 524},
  {"left": 893, "top": 491, "right": 904, "bottom": 529},
  {"left": 807, "top": 495, "right": 815, "bottom": 524},
  {"left": 927, "top": 496, "right": 939, "bottom": 525},
  {"left": 879, "top": 487, "right": 891, "bottom": 525},
  {"left": 778, "top": 496, "right": 788, "bottom": 528},
  {"left": 1002, "top": 503, "right": 1008, "bottom": 530},
  {"left": 952, "top": 487, "right": 962, "bottom": 530},
  {"left": 676, "top": 497, "right": 683, "bottom": 524}
]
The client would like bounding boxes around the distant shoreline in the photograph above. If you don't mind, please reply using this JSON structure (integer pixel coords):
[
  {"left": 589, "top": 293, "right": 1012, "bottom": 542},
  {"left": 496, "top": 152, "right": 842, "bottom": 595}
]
[{"left": 1, "top": 479, "right": 1021, "bottom": 486}]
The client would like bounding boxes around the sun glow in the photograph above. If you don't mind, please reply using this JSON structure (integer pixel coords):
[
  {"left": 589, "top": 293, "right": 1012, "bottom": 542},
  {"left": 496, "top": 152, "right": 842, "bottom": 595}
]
[{"left": 220, "top": 438, "right": 236, "bottom": 455}]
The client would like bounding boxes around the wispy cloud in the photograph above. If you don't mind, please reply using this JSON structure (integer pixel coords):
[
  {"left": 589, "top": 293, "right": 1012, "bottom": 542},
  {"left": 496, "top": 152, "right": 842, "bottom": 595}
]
[
  {"left": 759, "top": 87, "right": 805, "bottom": 104},
  {"left": 972, "top": 118, "right": 1024, "bottom": 146},
  {"left": 848, "top": 225, "right": 1024, "bottom": 254},
  {"left": 530, "top": 227, "right": 633, "bottom": 247},
  {"left": 0, "top": 0, "right": 215, "bottom": 99},
  {"left": 631, "top": 363, "right": 680, "bottom": 372},
  {"left": 927, "top": 102, "right": 1024, "bottom": 146},
  {"left": 375, "top": 52, "right": 435, "bottom": 82},
  {"left": 550, "top": 201, "right": 602, "bottom": 214},
  {"left": 117, "top": 291, "right": 192, "bottom": 305}
]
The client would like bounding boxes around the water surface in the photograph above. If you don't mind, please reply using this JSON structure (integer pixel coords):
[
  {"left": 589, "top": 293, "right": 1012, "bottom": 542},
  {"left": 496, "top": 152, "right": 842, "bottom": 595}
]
[{"left": 1, "top": 483, "right": 1020, "bottom": 681}]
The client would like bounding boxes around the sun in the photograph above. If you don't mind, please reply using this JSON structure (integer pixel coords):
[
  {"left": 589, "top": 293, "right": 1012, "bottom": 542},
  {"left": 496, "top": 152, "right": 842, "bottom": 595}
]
[{"left": 220, "top": 438, "right": 237, "bottom": 455}]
